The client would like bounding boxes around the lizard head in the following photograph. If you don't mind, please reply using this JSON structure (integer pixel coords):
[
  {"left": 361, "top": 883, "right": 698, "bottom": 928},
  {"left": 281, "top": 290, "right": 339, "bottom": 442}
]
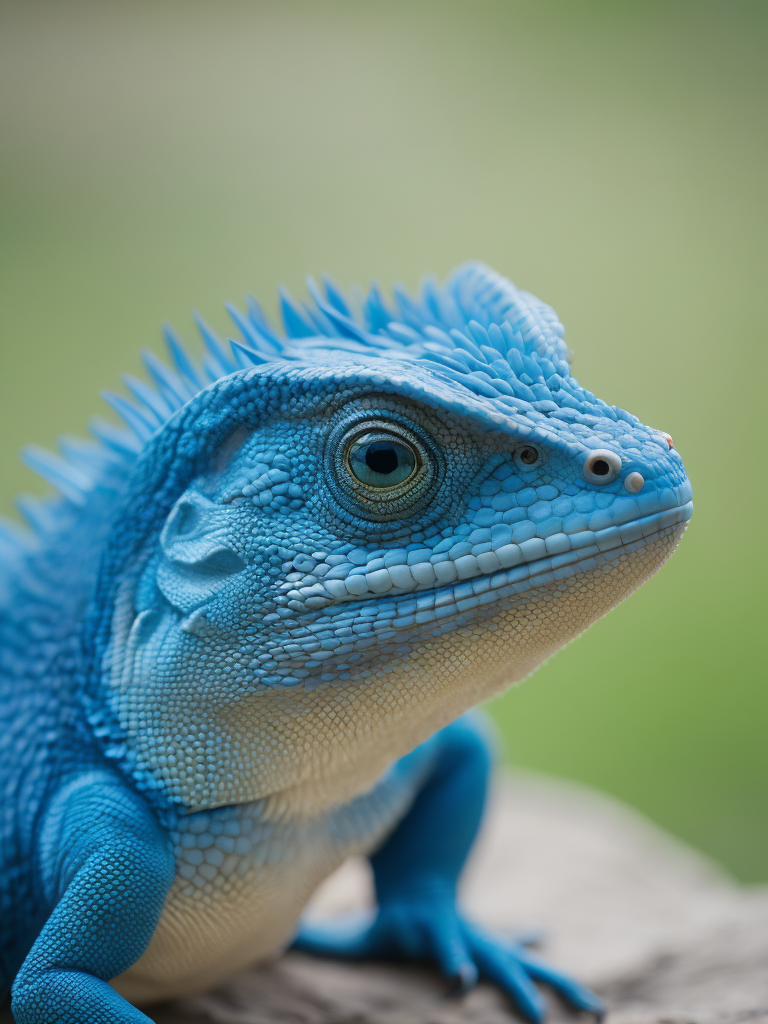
[{"left": 91, "top": 263, "right": 691, "bottom": 812}]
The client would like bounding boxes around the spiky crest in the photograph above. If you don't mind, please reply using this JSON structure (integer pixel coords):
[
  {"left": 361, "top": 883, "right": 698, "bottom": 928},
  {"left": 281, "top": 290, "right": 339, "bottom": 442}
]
[{"left": 2, "top": 262, "right": 630, "bottom": 553}]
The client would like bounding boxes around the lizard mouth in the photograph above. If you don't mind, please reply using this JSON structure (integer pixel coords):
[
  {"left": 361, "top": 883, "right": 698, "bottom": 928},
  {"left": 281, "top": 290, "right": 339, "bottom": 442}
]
[
  {"left": 393, "top": 500, "right": 694, "bottom": 622},
  {"left": 284, "top": 499, "right": 693, "bottom": 621},
  {"left": 417, "top": 497, "right": 696, "bottom": 610},
  {"left": 259, "top": 500, "right": 692, "bottom": 688}
]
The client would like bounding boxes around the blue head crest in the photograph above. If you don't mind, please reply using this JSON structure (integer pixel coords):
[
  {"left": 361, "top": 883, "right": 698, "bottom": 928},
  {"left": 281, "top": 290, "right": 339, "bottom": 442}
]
[{"left": 6, "top": 261, "right": 665, "bottom": 567}]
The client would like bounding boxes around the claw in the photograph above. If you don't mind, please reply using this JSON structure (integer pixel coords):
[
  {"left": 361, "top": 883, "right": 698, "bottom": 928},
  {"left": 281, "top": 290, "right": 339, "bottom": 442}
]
[
  {"left": 446, "top": 961, "right": 478, "bottom": 997},
  {"left": 515, "top": 946, "right": 605, "bottom": 1021},
  {"left": 295, "top": 907, "right": 600, "bottom": 1024},
  {"left": 582, "top": 995, "right": 606, "bottom": 1021}
]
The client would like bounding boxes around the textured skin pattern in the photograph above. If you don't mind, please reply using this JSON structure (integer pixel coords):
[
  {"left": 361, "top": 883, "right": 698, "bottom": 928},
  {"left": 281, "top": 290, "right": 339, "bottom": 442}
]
[
  {"left": 112, "top": 739, "right": 438, "bottom": 1003},
  {"left": 0, "top": 263, "right": 691, "bottom": 1022}
]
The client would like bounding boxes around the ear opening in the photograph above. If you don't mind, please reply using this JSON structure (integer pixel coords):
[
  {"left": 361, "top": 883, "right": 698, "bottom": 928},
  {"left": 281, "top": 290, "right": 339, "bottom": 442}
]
[{"left": 156, "top": 489, "right": 246, "bottom": 614}]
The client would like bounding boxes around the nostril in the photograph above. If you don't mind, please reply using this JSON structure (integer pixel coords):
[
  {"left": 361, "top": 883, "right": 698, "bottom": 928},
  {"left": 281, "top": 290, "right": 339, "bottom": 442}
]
[
  {"left": 624, "top": 472, "right": 644, "bottom": 494},
  {"left": 583, "top": 449, "right": 622, "bottom": 485}
]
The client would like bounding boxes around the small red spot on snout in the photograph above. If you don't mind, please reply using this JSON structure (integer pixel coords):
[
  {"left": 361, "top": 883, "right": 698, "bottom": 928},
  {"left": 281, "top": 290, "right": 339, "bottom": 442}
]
[{"left": 661, "top": 431, "right": 674, "bottom": 449}]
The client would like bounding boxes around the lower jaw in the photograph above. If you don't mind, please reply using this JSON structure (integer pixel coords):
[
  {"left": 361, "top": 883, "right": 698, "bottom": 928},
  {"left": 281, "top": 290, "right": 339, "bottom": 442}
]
[
  {"left": 284, "top": 515, "right": 689, "bottom": 695},
  {"left": 289, "top": 524, "right": 687, "bottom": 809},
  {"left": 384, "top": 522, "right": 689, "bottom": 729}
]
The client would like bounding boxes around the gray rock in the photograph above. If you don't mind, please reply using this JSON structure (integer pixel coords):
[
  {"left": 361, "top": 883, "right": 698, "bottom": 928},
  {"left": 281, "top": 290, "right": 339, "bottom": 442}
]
[
  {"left": 6, "top": 772, "right": 767, "bottom": 1023},
  {"left": 161, "top": 773, "right": 768, "bottom": 1024}
]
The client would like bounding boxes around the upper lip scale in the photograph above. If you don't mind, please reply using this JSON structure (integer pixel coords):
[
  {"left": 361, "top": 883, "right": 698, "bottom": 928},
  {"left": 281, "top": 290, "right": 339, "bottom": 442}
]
[
  {"left": 308, "top": 499, "right": 694, "bottom": 615},
  {"left": 438, "top": 499, "right": 693, "bottom": 605}
]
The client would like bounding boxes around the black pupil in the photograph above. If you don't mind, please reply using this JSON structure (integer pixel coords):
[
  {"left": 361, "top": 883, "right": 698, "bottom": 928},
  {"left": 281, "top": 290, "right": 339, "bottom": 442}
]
[
  {"left": 592, "top": 459, "right": 610, "bottom": 476},
  {"left": 365, "top": 442, "right": 399, "bottom": 476},
  {"left": 520, "top": 447, "right": 538, "bottom": 465}
]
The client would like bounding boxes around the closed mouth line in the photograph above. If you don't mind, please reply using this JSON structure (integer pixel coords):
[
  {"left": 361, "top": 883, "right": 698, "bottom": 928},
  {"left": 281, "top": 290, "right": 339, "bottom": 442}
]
[
  {"left": 473, "top": 499, "right": 694, "bottom": 589},
  {"left": 249, "top": 500, "right": 692, "bottom": 684},
  {"left": 389, "top": 500, "right": 693, "bottom": 619},
  {"left": 293, "top": 500, "right": 694, "bottom": 620}
]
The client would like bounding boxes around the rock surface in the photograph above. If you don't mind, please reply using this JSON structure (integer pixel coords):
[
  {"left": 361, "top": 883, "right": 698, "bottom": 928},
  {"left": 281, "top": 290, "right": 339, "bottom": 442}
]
[{"left": 7, "top": 772, "right": 768, "bottom": 1023}]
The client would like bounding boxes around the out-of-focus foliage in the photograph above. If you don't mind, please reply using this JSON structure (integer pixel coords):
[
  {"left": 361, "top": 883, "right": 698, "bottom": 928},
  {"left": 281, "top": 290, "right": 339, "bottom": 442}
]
[{"left": 0, "top": 0, "right": 765, "bottom": 880}]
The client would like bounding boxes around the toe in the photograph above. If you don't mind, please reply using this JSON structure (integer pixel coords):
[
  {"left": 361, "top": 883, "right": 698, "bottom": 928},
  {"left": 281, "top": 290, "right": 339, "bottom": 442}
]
[
  {"left": 471, "top": 942, "right": 546, "bottom": 1023},
  {"left": 516, "top": 950, "right": 605, "bottom": 1017},
  {"left": 423, "top": 914, "right": 478, "bottom": 993}
]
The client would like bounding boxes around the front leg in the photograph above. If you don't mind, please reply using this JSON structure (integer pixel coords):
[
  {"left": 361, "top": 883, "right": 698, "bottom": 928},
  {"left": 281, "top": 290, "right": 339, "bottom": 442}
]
[
  {"left": 12, "top": 772, "right": 175, "bottom": 1024},
  {"left": 295, "top": 715, "right": 603, "bottom": 1022}
]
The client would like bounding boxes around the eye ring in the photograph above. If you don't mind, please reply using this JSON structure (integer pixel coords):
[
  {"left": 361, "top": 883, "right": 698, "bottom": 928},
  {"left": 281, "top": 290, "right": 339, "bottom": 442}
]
[
  {"left": 328, "top": 417, "right": 439, "bottom": 523},
  {"left": 583, "top": 448, "right": 622, "bottom": 485},
  {"left": 513, "top": 445, "right": 541, "bottom": 471}
]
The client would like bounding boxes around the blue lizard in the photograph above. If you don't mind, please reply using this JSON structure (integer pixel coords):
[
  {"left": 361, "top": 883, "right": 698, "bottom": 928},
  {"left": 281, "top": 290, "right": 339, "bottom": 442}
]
[{"left": 0, "top": 262, "right": 692, "bottom": 1023}]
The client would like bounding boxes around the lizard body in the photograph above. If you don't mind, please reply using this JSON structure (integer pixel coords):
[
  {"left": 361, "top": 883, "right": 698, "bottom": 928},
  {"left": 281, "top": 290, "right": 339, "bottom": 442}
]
[{"left": 0, "top": 263, "right": 691, "bottom": 1022}]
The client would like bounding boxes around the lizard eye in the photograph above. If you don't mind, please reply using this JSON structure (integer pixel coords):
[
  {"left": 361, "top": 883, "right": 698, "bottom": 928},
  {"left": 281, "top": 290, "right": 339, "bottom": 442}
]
[
  {"left": 347, "top": 433, "right": 418, "bottom": 488},
  {"left": 514, "top": 445, "right": 541, "bottom": 470},
  {"left": 332, "top": 418, "right": 438, "bottom": 522},
  {"left": 583, "top": 448, "right": 622, "bottom": 485}
]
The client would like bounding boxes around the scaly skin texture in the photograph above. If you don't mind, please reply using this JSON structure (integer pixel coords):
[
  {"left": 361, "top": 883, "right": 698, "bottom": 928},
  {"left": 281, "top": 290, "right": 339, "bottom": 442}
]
[{"left": 0, "top": 263, "right": 691, "bottom": 1022}]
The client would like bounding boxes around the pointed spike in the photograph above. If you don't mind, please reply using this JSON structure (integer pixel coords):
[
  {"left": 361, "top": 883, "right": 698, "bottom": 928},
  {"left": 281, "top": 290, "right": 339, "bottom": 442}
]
[
  {"left": 141, "top": 349, "right": 190, "bottom": 407},
  {"left": 415, "top": 360, "right": 480, "bottom": 394},
  {"left": 467, "top": 320, "right": 491, "bottom": 349},
  {"left": 101, "top": 392, "right": 155, "bottom": 442},
  {"left": 121, "top": 374, "right": 171, "bottom": 425},
  {"left": 445, "top": 348, "right": 475, "bottom": 370},
  {"left": 449, "top": 263, "right": 497, "bottom": 323},
  {"left": 306, "top": 277, "right": 348, "bottom": 336},
  {"left": 278, "top": 287, "right": 314, "bottom": 339},
  {"left": 418, "top": 351, "right": 472, "bottom": 375},
  {"left": 303, "top": 288, "right": 373, "bottom": 343},
  {"left": 15, "top": 494, "right": 59, "bottom": 535},
  {"left": 21, "top": 445, "right": 93, "bottom": 505},
  {"left": 422, "top": 325, "right": 453, "bottom": 348},
  {"left": 420, "top": 276, "right": 444, "bottom": 321},
  {"left": 0, "top": 516, "right": 33, "bottom": 563},
  {"left": 392, "top": 283, "right": 432, "bottom": 331},
  {"left": 163, "top": 324, "right": 203, "bottom": 393},
  {"left": 193, "top": 311, "right": 235, "bottom": 374},
  {"left": 227, "top": 303, "right": 283, "bottom": 355},
  {"left": 362, "top": 282, "right": 393, "bottom": 333},
  {"left": 449, "top": 329, "right": 487, "bottom": 364},
  {"left": 305, "top": 276, "right": 335, "bottom": 320},
  {"left": 385, "top": 322, "right": 423, "bottom": 345},
  {"left": 229, "top": 338, "right": 271, "bottom": 368},
  {"left": 321, "top": 275, "right": 351, "bottom": 317},
  {"left": 57, "top": 435, "right": 114, "bottom": 474},
  {"left": 500, "top": 321, "right": 526, "bottom": 354},
  {"left": 301, "top": 299, "right": 336, "bottom": 336},
  {"left": 0, "top": 515, "right": 30, "bottom": 544},
  {"left": 349, "top": 282, "right": 366, "bottom": 318},
  {"left": 487, "top": 323, "right": 507, "bottom": 356},
  {"left": 89, "top": 416, "right": 142, "bottom": 456},
  {"left": 437, "top": 346, "right": 481, "bottom": 372},
  {"left": 424, "top": 275, "right": 465, "bottom": 332},
  {"left": 246, "top": 295, "right": 282, "bottom": 344}
]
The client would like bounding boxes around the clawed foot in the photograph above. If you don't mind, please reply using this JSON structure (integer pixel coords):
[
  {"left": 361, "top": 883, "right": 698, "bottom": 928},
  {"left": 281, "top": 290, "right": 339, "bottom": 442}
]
[{"left": 293, "top": 904, "right": 604, "bottom": 1023}]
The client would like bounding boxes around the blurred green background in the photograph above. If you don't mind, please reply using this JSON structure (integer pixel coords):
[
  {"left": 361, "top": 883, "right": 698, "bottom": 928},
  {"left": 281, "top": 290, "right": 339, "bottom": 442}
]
[{"left": 1, "top": 1, "right": 766, "bottom": 880}]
